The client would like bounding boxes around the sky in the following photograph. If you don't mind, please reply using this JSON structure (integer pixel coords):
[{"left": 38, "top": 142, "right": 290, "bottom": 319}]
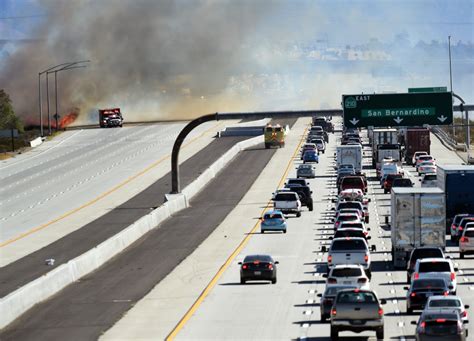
[{"left": 0, "top": 0, "right": 472, "bottom": 123}]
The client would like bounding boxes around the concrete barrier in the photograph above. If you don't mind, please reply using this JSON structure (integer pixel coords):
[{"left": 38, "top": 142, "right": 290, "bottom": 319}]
[
  {"left": 29, "top": 137, "right": 43, "bottom": 148},
  {"left": 0, "top": 136, "right": 263, "bottom": 330}
]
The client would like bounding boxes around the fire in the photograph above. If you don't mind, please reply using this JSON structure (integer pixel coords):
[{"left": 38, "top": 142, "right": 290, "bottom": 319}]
[{"left": 58, "top": 112, "right": 78, "bottom": 128}]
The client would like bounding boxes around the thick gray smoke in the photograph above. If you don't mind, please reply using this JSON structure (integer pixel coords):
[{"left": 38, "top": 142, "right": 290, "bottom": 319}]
[{"left": 0, "top": 0, "right": 272, "bottom": 123}]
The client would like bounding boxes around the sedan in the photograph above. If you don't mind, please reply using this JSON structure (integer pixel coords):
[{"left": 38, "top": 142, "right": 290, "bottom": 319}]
[
  {"left": 405, "top": 278, "right": 451, "bottom": 313},
  {"left": 423, "top": 295, "right": 469, "bottom": 321},
  {"left": 412, "top": 311, "right": 468, "bottom": 341},
  {"left": 418, "top": 161, "right": 437, "bottom": 175},
  {"left": 303, "top": 150, "right": 319, "bottom": 163},
  {"left": 296, "top": 164, "right": 316, "bottom": 178},
  {"left": 260, "top": 210, "right": 287, "bottom": 233},
  {"left": 239, "top": 255, "right": 278, "bottom": 284}
]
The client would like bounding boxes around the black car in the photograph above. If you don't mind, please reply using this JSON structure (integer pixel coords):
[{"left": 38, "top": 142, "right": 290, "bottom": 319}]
[
  {"left": 285, "top": 178, "right": 309, "bottom": 187},
  {"left": 392, "top": 178, "right": 414, "bottom": 188},
  {"left": 412, "top": 311, "right": 468, "bottom": 341},
  {"left": 239, "top": 255, "right": 278, "bottom": 284},
  {"left": 405, "top": 278, "right": 450, "bottom": 313},
  {"left": 284, "top": 183, "right": 313, "bottom": 211},
  {"left": 406, "top": 247, "right": 445, "bottom": 282}
]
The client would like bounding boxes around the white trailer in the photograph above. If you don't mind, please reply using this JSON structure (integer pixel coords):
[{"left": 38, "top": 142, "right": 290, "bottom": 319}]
[
  {"left": 391, "top": 187, "right": 445, "bottom": 269},
  {"left": 336, "top": 145, "right": 362, "bottom": 173}
]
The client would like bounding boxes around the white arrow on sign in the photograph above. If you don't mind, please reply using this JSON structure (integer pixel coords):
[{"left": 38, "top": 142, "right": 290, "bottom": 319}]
[
  {"left": 393, "top": 117, "right": 403, "bottom": 124},
  {"left": 349, "top": 118, "right": 359, "bottom": 126},
  {"left": 438, "top": 115, "right": 448, "bottom": 123}
]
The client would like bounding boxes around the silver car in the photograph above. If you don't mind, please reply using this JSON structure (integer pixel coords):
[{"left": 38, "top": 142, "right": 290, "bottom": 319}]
[{"left": 296, "top": 164, "right": 316, "bottom": 178}]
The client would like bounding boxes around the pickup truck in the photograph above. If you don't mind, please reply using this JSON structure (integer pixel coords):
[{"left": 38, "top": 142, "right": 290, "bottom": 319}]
[
  {"left": 324, "top": 237, "right": 372, "bottom": 277},
  {"left": 272, "top": 190, "right": 302, "bottom": 217},
  {"left": 330, "top": 288, "right": 386, "bottom": 340}
]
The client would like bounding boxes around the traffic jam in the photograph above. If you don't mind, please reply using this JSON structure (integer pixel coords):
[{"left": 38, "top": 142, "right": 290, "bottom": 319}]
[{"left": 240, "top": 117, "right": 474, "bottom": 340}]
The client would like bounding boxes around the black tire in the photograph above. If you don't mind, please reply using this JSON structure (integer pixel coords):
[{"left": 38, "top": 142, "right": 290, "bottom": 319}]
[
  {"left": 261, "top": 230, "right": 265, "bottom": 234},
  {"left": 271, "top": 278, "right": 277, "bottom": 284},
  {"left": 365, "top": 217, "right": 369, "bottom": 223},
  {"left": 376, "top": 327, "right": 384, "bottom": 340},
  {"left": 296, "top": 212, "right": 301, "bottom": 217},
  {"left": 322, "top": 150, "right": 325, "bottom": 154},
  {"left": 384, "top": 189, "right": 388, "bottom": 194},
  {"left": 308, "top": 202, "right": 314, "bottom": 211},
  {"left": 407, "top": 274, "right": 411, "bottom": 283},
  {"left": 407, "top": 306, "right": 413, "bottom": 314},
  {"left": 283, "top": 229, "right": 287, "bottom": 234},
  {"left": 321, "top": 315, "right": 327, "bottom": 322},
  {"left": 330, "top": 327, "right": 338, "bottom": 340},
  {"left": 265, "top": 143, "right": 270, "bottom": 149},
  {"left": 240, "top": 278, "right": 246, "bottom": 284},
  {"left": 460, "top": 252, "right": 465, "bottom": 259}
]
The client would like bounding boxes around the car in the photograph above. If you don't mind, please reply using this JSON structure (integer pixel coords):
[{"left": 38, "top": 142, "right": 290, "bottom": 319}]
[
  {"left": 331, "top": 227, "right": 371, "bottom": 241},
  {"left": 453, "top": 216, "right": 474, "bottom": 243},
  {"left": 333, "top": 199, "right": 369, "bottom": 223},
  {"left": 418, "top": 161, "right": 437, "bottom": 175},
  {"left": 330, "top": 288, "right": 386, "bottom": 340},
  {"left": 338, "top": 164, "right": 355, "bottom": 173},
  {"left": 392, "top": 177, "right": 414, "bottom": 188},
  {"left": 451, "top": 214, "right": 473, "bottom": 242},
  {"left": 412, "top": 310, "right": 468, "bottom": 341},
  {"left": 337, "top": 222, "right": 370, "bottom": 237},
  {"left": 420, "top": 173, "right": 437, "bottom": 187},
  {"left": 272, "top": 190, "right": 302, "bottom": 217},
  {"left": 383, "top": 173, "right": 403, "bottom": 193},
  {"left": 239, "top": 255, "right": 278, "bottom": 284},
  {"left": 303, "top": 150, "right": 319, "bottom": 163},
  {"left": 333, "top": 213, "right": 362, "bottom": 230},
  {"left": 459, "top": 226, "right": 474, "bottom": 258},
  {"left": 416, "top": 155, "right": 435, "bottom": 170},
  {"left": 313, "top": 138, "right": 326, "bottom": 153},
  {"left": 286, "top": 178, "right": 309, "bottom": 187},
  {"left": 324, "top": 237, "right": 371, "bottom": 277},
  {"left": 284, "top": 183, "right": 314, "bottom": 211},
  {"left": 411, "top": 258, "right": 458, "bottom": 294},
  {"left": 412, "top": 151, "right": 428, "bottom": 166},
  {"left": 423, "top": 295, "right": 469, "bottom": 322},
  {"left": 317, "top": 285, "right": 357, "bottom": 322},
  {"left": 405, "top": 278, "right": 451, "bottom": 313},
  {"left": 379, "top": 163, "right": 403, "bottom": 182},
  {"left": 260, "top": 210, "right": 287, "bottom": 233},
  {"left": 339, "top": 175, "right": 368, "bottom": 194},
  {"left": 334, "top": 208, "right": 364, "bottom": 221},
  {"left": 296, "top": 164, "right": 316, "bottom": 178},
  {"left": 407, "top": 247, "right": 445, "bottom": 283},
  {"left": 324, "top": 264, "right": 370, "bottom": 288}
]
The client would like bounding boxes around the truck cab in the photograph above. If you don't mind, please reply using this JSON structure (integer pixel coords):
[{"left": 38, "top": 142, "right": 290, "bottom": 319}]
[{"left": 99, "top": 108, "right": 123, "bottom": 128}]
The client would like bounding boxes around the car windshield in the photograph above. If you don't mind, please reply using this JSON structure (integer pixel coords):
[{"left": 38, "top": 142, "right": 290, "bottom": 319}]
[
  {"left": 425, "top": 320, "right": 458, "bottom": 336},
  {"left": 264, "top": 213, "right": 283, "bottom": 220},
  {"left": 331, "top": 268, "right": 362, "bottom": 277},
  {"left": 339, "top": 223, "right": 364, "bottom": 229},
  {"left": 411, "top": 249, "right": 443, "bottom": 262},
  {"left": 393, "top": 179, "right": 412, "bottom": 186},
  {"left": 335, "top": 230, "right": 365, "bottom": 239},
  {"left": 288, "top": 179, "right": 306, "bottom": 185},
  {"left": 460, "top": 217, "right": 474, "bottom": 228},
  {"left": 429, "top": 299, "right": 461, "bottom": 308},
  {"left": 419, "top": 262, "right": 451, "bottom": 272},
  {"left": 337, "top": 291, "right": 377, "bottom": 303},
  {"left": 413, "top": 279, "right": 446, "bottom": 289},
  {"left": 304, "top": 151, "right": 316, "bottom": 156},
  {"left": 299, "top": 165, "right": 312, "bottom": 170},
  {"left": 331, "top": 239, "right": 367, "bottom": 251},
  {"left": 243, "top": 255, "right": 273, "bottom": 263},
  {"left": 342, "top": 178, "right": 362, "bottom": 185},
  {"left": 424, "top": 174, "right": 437, "bottom": 180},
  {"left": 274, "top": 193, "right": 297, "bottom": 201},
  {"left": 464, "top": 229, "right": 474, "bottom": 237},
  {"left": 338, "top": 203, "right": 363, "bottom": 210},
  {"left": 454, "top": 214, "right": 469, "bottom": 225},
  {"left": 419, "top": 155, "right": 433, "bottom": 161}
]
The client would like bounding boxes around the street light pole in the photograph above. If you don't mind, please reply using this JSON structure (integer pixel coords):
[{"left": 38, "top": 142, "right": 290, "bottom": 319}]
[
  {"left": 46, "top": 73, "right": 51, "bottom": 135},
  {"left": 38, "top": 73, "right": 43, "bottom": 136},
  {"left": 54, "top": 71, "right": 59, "bottom": 131},
  {"left": 448, "top": 35, "right": 455, "bottom": 139}
]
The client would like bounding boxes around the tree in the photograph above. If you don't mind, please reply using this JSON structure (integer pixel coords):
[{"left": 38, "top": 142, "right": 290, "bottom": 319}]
[{"left": 0, "top": 89, "right": 23, "bottom": 132}]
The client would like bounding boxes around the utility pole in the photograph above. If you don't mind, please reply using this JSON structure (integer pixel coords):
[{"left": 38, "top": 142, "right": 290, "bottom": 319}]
[{"left": 449, "top": 35, "right": 455, "bottom": 139}]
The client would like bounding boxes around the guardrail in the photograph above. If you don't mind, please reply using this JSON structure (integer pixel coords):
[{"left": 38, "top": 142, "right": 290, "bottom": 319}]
[{"left": 431, "top": 126, "right": 458, "bottom": 150}]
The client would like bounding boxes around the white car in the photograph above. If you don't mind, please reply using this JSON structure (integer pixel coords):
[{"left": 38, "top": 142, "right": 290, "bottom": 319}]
[
  {"left": 313, "top": 138, "right": 326, "bottom": 154},
  {"left": 324, "top": 264, "right": 370, "bottom": 289},
  {"left": 412, "top": 151, "right": 428, "bottom": 166},
  {"left": 411, "top": 258, "right": 458, "bottom": 294},
  {"left": 272, "top": 190, "right": 302, "bottom": 217},
  {"left": 418, "top": 161, "right": 436, "bottom": 175},
  {"left": 415, "top": 155, "right": 435, "bottom": 170},
  {"left": 338, "top": 221, "right": 370, "bottom": 236},
  {"left": 424, "top": 296, "right": 469, "bottom": 321},
  {"left": 459, "top": 225, "right": 474, "bottom": 259},
  {"left": 420, "top": 173, "right": 437, "bottom": 187}
]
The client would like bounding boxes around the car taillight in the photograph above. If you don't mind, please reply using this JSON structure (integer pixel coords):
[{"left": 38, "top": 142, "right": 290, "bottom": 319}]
[
  {"left": 335, "top": 221, "right": 340, "bottom": 228},
  {"left": 268, "top": 264, "right": 273, "bottom": 270},
  {"left": 328, "top": 255, "right": 332, "bottom": 263},
  {"left": 444, "top": 291, "right": 450, "bottom": 296},
  {"left": 364, "top": 254, "right": 369, "bottom": 262},
  {"left": 378, "top": 308, "right": 383, "bottom": 316},
  {"left": 414, "top": 273, "right": 419, "bottom": 280},
  {"left": 420, "top": 321, "right": 426, "bottom": 332},
  {"left": 452, "top": 224, "right": 456, "bottom": 230},
  {"left": 358, "top": 278, "right": 367, "bottom": 283},
  {"left": 384, "top": 181, "right": 388, "bottom": 186},
  {"left": 328, "top": 278, "right": 337, "bottom": 284},
  {"left": 242, "top": 264, "right": 248, "bottom": 269},
  {"left": 462, "top": 310, "right": 468, "bottom": 318},
  {"left": 331, "top": 308, "right": 337, "bottom": 316},
  {"left": 364, "top": 231, "right": 368, "bottom": 236},
  {"left": 436, "top": 319, "right": 446, "bottom": 323},
  {"left": 460, "top": 237, "right": 469, "bottom": 243},
  {"left": 459, "top": 226, "right": 463, "bottom": 231},
  {"left": 451, "top": 272, "right": 456, "bottom": 281},
  {"left": 410, "top": 292, "right": 416, "bottom": 297}
]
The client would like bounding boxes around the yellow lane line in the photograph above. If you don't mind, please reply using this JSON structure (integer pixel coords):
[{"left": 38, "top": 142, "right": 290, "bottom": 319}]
[
  {"left": 0, "top": 122, "right": 224, "bottom": 248},
  {"left": 166, "top": 122, "right": 308, "bottom": 340}
]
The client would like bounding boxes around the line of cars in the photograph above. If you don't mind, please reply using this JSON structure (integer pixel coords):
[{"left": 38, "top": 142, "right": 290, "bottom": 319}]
[
  {"left": 319, "top": 128, "right": 387, "bottom": 340},
  {"left": 239, "top": 117, "right": 333, "bottom": 285}
]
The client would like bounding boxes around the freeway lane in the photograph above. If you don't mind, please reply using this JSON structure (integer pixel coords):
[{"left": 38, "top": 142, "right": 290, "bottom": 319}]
[
  {"left": 172, "top": 123, "right": 469, "bottom": 340},
  {"left": 0, "top": 119, "right": 296, "bottom": 340}
]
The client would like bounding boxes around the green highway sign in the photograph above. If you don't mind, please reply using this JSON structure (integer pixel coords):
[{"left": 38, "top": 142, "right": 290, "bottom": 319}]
[
  {"left": 408, "top": 86, "right": 447, "bottom": 93},
  {"left": 342, "top": 92, "right": 453, "bottom": 128}
]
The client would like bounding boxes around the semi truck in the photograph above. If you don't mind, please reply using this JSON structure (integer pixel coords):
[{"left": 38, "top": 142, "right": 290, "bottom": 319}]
[
  {"left": 437, "top": 165, "right": 474, "bottom": 229},
  {"left": 264, "top": 124, "right": 286, "bottom": 148},
  {"left": 399, "top": 128, "right": 430, "bottom": 165},
  {"left": 374, "top": 144, "right": 402, "bottom": 170},
  {"left": 336, "top": 145, "right": 362, "bottom": 173},
  {"left": 390, "top": 187, "right": 445, "bottom": 268},
  {"left": 371, "top": 128, "right": 399, "bottom": 168},
  {"left": 99, "top": 108, "right": 123, "bottom": 128}
]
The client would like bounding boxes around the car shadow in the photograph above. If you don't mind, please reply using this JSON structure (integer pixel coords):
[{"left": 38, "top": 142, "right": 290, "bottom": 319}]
[{"left": 219, "top": 282, "right": 269, "bottom": 286}]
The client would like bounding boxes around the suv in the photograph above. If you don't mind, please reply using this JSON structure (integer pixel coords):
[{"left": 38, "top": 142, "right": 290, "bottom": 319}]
[
  {"left": 324, "top": 264, "right": 370, "bottom": 288},
  {"left": 339, "top": 175, "right": 368, "bottom": 194},
  {"left": 407, "top": 247, "right": 445, "bottom": 283},
  {"left": 405, "top": 278, "right": 451, "bottom": 313},
  {"left": 286, "top": 178, "right": 309, "bottom": 187},
  {"left": 284, "top": 183, "right": 314, "bottom": 211},
  {"left": 318, "top": 285, "right": 356, "bottom": 322},
  {"left": 383, "top": 173, "right": 403, "bottom": 193},
  {"left": 272, "top": 190, "right": 302, "bottom": 217},
  {"left": 330, "top": 288, "right": 386, "bottom": 340},
  {"left": 325, "top": 237, "right": 371, "bottom": 277},
  {"left": 412, "top": 258, "right": 458, "bottom": 294},
  {"left": 459, "top": 225, "right": 474, "bottom": 259}
]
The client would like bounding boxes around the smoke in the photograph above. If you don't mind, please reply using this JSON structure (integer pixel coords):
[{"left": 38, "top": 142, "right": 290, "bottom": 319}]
[{"left": 0, "top": 0, "right": 274, "bottom": 123}]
